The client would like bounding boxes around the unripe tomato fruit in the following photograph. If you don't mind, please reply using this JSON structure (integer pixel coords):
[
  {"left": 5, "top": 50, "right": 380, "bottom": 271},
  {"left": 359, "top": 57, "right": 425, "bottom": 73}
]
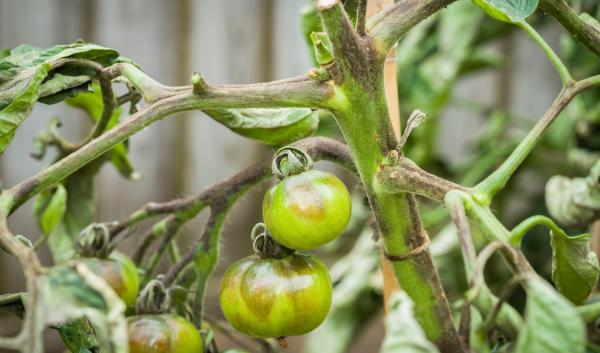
[
  {"left": 219, "top": 252, "right": 332, "bottom": 338},
  {"left": 79, "top": 252, "right": 140, "bottom": 307},
  {"left": 128, "top": 314, "right": 203, "bottom": 353},
  {"left": 263, "top": 170, "right": 351, "bottom": 250}
]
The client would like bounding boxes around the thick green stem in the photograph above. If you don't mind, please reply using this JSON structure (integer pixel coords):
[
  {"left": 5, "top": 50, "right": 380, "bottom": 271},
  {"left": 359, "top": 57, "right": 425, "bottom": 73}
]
[
  {"left": 325, "top": 75, "right": 462, "bottom": 353},
  {"left": 316, "top": 2, "right": 462, "bottom": 350}
]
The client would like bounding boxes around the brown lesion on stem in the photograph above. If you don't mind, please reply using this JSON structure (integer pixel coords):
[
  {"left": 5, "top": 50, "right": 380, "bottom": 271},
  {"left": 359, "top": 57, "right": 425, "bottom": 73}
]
[
  {"left": 367, "top": 0, "right": 457, "bottom": 56},
  {"left": 375, "top": 157, "right": 469, "bottom": 202},
  {"left": 317, "top": 0, "right": 384, "bottom": 86}
]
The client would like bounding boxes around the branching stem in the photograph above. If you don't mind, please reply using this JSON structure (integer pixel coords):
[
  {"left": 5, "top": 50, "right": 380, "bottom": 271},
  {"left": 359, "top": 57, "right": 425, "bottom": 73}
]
[{"left": 474, "top": 76, "right": 600, "bottom": 204}]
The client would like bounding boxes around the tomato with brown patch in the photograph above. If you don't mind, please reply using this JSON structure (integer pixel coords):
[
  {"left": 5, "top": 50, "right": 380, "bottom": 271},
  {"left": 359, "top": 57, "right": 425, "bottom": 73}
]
[
  {"left": 219, "top": 252, "right": 332, "bottom": 338},
  {"left": 263, "top": 169, "right": 351, "bottom": 250},
  {"left": 79, "top": 252, "right": 140, "bottom": 307},
  {"left": 128, "top": 314, "right": 202, "bottom": 353}
]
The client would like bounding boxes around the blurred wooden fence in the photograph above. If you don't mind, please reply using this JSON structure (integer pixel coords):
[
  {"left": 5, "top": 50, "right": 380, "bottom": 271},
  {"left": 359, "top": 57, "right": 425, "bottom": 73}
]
[{"left": 0, "top": 1, "right": 562, "bottom": 352}]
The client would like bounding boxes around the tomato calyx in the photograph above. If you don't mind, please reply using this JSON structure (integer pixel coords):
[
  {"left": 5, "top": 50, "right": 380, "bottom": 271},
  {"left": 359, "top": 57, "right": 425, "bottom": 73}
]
[
  {"left": 251, "top": 223, "right": 294, "bottom": 259},
  {"left": 272, "top": 146, "right": 313, "bottom": 179},
  {"left": 135, "top": 278, "right": 171, "bottom": 315},
  {"left": 76, "top": 223, "right": 113, "bottom": 259}
]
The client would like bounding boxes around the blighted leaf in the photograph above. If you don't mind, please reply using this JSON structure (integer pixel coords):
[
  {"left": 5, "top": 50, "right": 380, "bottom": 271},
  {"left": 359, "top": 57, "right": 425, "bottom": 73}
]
[
  {"left": 33, "top": 184, "right": 67, "bottom": 236},
  {"left": 545, "top": 160, "right": 600, "bottom": 227},
  {"left": 551, "top": 231, "right": 599, "bottom": 304},
  {"left": 1, "top": 42, "right": 117, "bottom": 69},
  {"left": 0, "top": 42, "right": 120, "bottom": 154},
  {"left": 379, "top": 291, "right": 440, "bottom": 353},
  {"left": 471, "top": 0, "right": 539, "bottom": 23},
  {"left": 203, "top": 108, "right": 319, "bottom": 146},
  {"left": 0, "top": 63, "right": 50, "bottom": 154},
  {"left": 40, "top": 263, "right": 127, "bottom": 353},
  {"left": 514, "top": 277, "right": 586, "bottom": 353}
]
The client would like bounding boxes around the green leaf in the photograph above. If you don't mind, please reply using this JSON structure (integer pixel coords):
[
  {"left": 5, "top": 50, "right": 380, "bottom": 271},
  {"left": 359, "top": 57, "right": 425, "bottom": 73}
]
[
  {"left": 47, "top": 165, "right": 98, "bottom": 263},
  {"left": 514, "top": 277, "right": 586, "bottom": 353},
  {"left": 300, "top": 0, "right": 358, "bottom": 65},
  {"left": 551, "top": 231, "right": 599, "bottom": 304},
  {"left": 471, "top": 0, "right": 539, "bottom": 23},
  {"left": 67, "top": 82, "right": 138, "bottom": 179},
  {"left": 203, "top": 108, "right": 319, "bottom": 146},
  {"left": 0, "top": 63, "right": 50, "bottom": 154},
  {"left": 58, "top": 319, "right": 99, "bottom": 353},
  {"left": 379, "top": 291, "right": 440, "bottom": 353},
  {"left": 38, "top": 73, "right": 91, "bottom": 105},
  {"left": 33, "top": 184, "right": 67, "bottom": 236},
  {"left": 0, "top": 48, "right": 11, "bottom": 60}
]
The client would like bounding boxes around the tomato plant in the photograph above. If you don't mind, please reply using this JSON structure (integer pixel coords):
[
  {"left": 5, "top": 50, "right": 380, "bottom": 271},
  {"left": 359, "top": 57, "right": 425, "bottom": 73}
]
[{"left": 3, "top": 0, "right": 600, "bottom": 353}]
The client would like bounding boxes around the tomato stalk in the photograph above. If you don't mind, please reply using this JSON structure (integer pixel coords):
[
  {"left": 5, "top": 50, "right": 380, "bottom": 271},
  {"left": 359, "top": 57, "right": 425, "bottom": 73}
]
[{"left": 317, "top": 1, "right": 462, "bottom": 351}]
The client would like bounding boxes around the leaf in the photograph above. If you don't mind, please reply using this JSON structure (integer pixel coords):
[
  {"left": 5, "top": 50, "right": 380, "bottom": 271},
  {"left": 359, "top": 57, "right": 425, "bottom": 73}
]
[
  {"left": 514, "top": 277, "right": 586, "bottom": 353},
  {"left": 40, "top": 263, "right": 127, "bottom": 353},
  {"left": 0, "top": 63, "right": 50, "bottom": 154},
  {"left": 0, "top": 41, "right": 120, "bottom": 154},
  {"left": 471, "top": 0, "right": 539, "bottom": 23},
  {"left": 203, "top": 108, "right": 319, "bottom": 146},
  {"left": 300, "top": 0, "right": 359, "bottom": 66},
  {"left": 379, "top": 291, "right": 440, "bottom": 353},
  {"left": 58, "top": 318, "right": 99, "bottom": 353},
  {"left": 110, "top": 143, "right": 141, "bottom": 180},
  {"left": 551, "top": 230, "right": 599, "bottom": 304},
  {"left": 38, "top": 73, "right": 91, "bottom": 105},
  {"left": 67, "top": 82, "right": 138, "bottom": 179},
  {"left": 47, "top": 165, "right": 98, "bottom": 263},
  {"left": 33, "top": 184, "right": 67, "bottom": 236},
  {"left": 1, "top": 42, "right": 117, "bottom": 69}
]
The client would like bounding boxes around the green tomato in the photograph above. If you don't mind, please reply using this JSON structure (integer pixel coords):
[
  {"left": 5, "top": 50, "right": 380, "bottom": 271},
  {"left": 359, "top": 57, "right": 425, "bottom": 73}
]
[
  {"left": 263, "top": 169, "right": 351, "bottom": 250},
  {"left": 79, "top": 252, "right": 140, "bottom": 307},
  {"left": 219, "top": 252, "right": 332, "bottom": 338},
  {"left": 128, "top": 314, "right": 203, "bottom": 353}
]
